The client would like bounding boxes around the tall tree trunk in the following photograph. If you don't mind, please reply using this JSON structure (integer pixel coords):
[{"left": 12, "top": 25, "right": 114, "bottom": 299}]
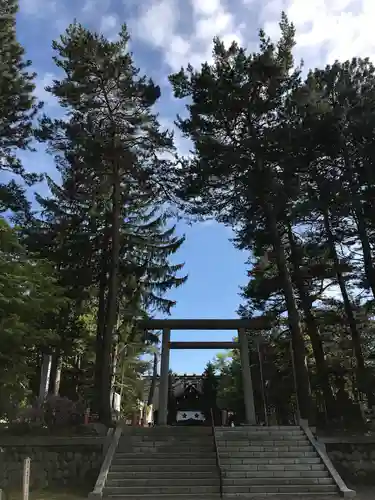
[
  {"left": 342, "top": 147, "right": 375, "bottom": 300},
  {"left": 94, "top": 271, "right": 107, "bottom": 409},
  {"left": 99, "top": 162, "right": 121, "bottom": 425},
  {"left": 147, "top": 352, "right": 159, "bottom": 407},
  {"left": 322, "top": 208, "right": 366, "bottom": 375},
  {"left": 265, "top": 204, "right": 312, "bottom": 419},
  {"left": 111, "top": 339, "right": 121, "bottom": 409},
  {"left": 73, "top": 355, "right": 81, "bottom": 399},
  {"left": 94, "top": 231, "right": 109, "bottom": 413},
  {"left": 38, "top": 352, "right": 52, "bottom": 404},
  {"left": 353, "top": 201, "right": 375, "bottom": 300},
  {"left": 287, "top": 224, "right": 335, "bottom": 417},
  {"left": 49, "top": 348, "right": 62, "bottom": 396}
]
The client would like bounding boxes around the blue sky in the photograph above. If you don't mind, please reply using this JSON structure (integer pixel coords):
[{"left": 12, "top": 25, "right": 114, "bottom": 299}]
[{"left": 16, "top": 0, "right": 370, "bottom": 373}]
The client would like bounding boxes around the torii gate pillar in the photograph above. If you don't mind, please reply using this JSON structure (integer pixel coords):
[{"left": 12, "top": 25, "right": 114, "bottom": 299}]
[{"left": 158, "top": 328, "right": 170, "bottom": 425}]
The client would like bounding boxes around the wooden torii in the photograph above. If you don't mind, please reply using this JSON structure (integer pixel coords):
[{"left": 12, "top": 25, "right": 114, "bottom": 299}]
[{"left": 137, "top": 317, "right": 270, "bottom": 425}]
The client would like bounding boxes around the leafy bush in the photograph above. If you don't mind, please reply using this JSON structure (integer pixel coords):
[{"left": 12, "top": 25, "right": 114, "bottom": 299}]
[
  {"left": 7, "top": 396, "right": 87, "bottom": 434},
  {"left": 43, "top": 396, "right": 86, "bottom": 428}
]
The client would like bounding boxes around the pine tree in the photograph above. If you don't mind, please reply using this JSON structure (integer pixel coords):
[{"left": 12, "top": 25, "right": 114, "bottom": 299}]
[
  {"left": 201, "top": 361, "right": 218, "bottom": 419},
  {"left": 0, "top": 0, "right": 42, "bottom": 215},
  {"left": 36, "top": 22, "right": 186, "bottom": 423},
  {"left": 294, "top": 60, "right": 375, "bottom": 400},
  {"left": 169, "top": 13, "right": 312, "bottom": 418}
]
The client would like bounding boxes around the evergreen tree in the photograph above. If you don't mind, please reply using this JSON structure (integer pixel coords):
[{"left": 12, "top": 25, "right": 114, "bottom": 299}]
[
  {"left": 35, "top": 22, "right": 186, "bottom": 423},
  {"left": 169, "top": 14, "right": 312, "bottom": 418},
  {"left": 294, "top": 60, "right": 375, "bottom": 399},
  {"left": 0, "top": 217, "right": 65, "bottom": 413},
  {"left": 0, "top": 0, "right": 42, "bottom": 215},
  {"left": 201, "top": 361, "right": 218, "bottom": 419}
]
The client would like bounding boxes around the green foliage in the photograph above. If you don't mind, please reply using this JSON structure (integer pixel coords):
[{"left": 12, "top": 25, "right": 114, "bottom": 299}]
[
  {"left": 0, "top": 0, "right": 42, "bottom": 215},
  {"left": 201, "top": 361, "right": 218, "bottom": 417},
  {"left": 0, "top": 19, "right": 186, "bottom": 425},
  {"left": 169, "top": 13, "right": 375, "bottom": 420},
  {"left": 4, "top": 6, "right": 375, "bottom": 429},
  {"left": 29, "top": 22, "right": 186, "bottom": 423},
  {"left": 0, "top": 217, "right": 66, "bottom": 414}
]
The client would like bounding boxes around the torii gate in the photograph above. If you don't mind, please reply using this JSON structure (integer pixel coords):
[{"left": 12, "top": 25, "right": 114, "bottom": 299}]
[{"left": 137, "top": 317, "right": 270, "bottom": 425}]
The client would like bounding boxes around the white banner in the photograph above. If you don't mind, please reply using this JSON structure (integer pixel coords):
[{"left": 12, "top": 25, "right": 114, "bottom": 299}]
[{"left": 176, "top": 410, "right": 205, "bottom": 422}]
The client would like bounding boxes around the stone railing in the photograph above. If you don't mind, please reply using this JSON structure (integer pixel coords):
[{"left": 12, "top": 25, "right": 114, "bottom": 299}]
[
  {"left": 300, "top": 420, "right": 356, "bottom": 498},
  {"left": 88, "top": 424, "right": 122, "bottom": 499},
  {"left": 0, "top": 436, "right": 107, "bottom": 490}
]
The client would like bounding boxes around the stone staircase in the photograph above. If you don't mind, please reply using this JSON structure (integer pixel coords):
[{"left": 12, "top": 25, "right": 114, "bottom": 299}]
[
  {"left": 216, "top": 425, "right": 339, "bottom": 498},
  {"left": 103, "top": 426, "right": 221, "bottom": 499}
]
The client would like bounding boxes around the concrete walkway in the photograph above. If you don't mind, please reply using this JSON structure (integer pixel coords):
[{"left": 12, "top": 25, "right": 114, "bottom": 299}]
[
  {"left": 226, "top": 488, "right": 374, "bottom": 499},
  {"left": 349, "top": 487, "right": 374, "bottom": 499}
]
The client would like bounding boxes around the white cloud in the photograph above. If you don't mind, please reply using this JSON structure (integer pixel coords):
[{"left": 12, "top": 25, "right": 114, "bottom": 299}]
[
  {"left": 100, "top": 13, "right": 119, "bottom": 38},
  {"left": 19, "top": 0, "right": 70, "bottom": 34},
  {"left": 159, "top": 117, "right": 192, "bottom": 159},
  {"left": 19, "top": 0, "right": 375, "bottom": 156},
  {"left": 191, "top": 0, "right": 222, "bottom": 16},
  {"left": 133, "top": 0, "right": 178, "bottom": 49},
  {"left": 19, "top": 0, "right": 57, "bottom": 17},
  {"left": 195, "top": 11, "right": 232, "bottom": 40},
  {"left": 259, "top": 0, "right": 375, "bottom": 68},
  {"left": 131, "top": 0, "right": 243, "bottom": 71},
  {"left": 82, "top": 0, "right": 111, "bottom": 14},
  {"left": 34, "top": 72, "right": 58, "bottom": 108}
]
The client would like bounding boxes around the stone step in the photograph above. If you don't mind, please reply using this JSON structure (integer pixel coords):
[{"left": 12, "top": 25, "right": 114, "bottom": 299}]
[
  {"left": 108, "top": 470, "right": 217, "bottom": 479},
  {"left": 123, "top": 435, "right": 214, "bottom": 439},
  {"left": 106, "top": 477, "right": 218, "bottom": 487},
  {"left": 219, "top": 451, "right": 317, "bottom": 458},
  {"left": 216, "top": 428, "right": 302, "bottom": 435},
  {"left": 121, "top": 446, "right": 215, "bottom": 453},
  {"left": 217, "top": 427, "right": 303, "bottom": 431},
  {"left": 122, "top": 444, "right": 215, "bottom": 450},
  {"left": 218, "top": 437, "right": 308, "bottom": 443},
  {"left": 220, "top": 446, "right": 313, "bottom": 453},
  {"left": 108, "top": 464, "right": 218, "bottom": 472},
  {"left": 223, "top": 494, "right": 338, "bottom": 498},
  {"left": 223, "top": 484, "right": 337, "bottom": 494},
  {"left": 125, "top": 434, "right": 214, "bottom": 439},
  {"left": 223, "top": 470, "right": 329, "bottom": 479},
  {"left": 221, "top": 457, "right": 320, "bottom": 465},
  {"left": 122, "top": 427, "right": 212, "bottom": 434},
  {"left": 111, "top": 457, "right": 216, "bottom": 466},
  {"left": 217, "top": 435, "right": 305, "bottom": 441},
  {"left": 123, "top": 444, "right": 215, "bottom": 449},
  {"left": 217, "top": 428, "right": 304, "bottom": 434},
  {"left": 223, "top": 478, "right": 333, "bottom": 486},
  {"left": 124, "top": 438, "right": 214, "bottom": 445},
  {"left": 220, "top": 426, "right": 301, "bottom": 430},
  {"left": 226, "top": 457, "right": 321, "bottom": 464},
  {"left": 218, "top": 439, "right": 307, "bottom": 446},
  {"left": 222, "top": 463, "right": 325, "bottom": 471},
  {"left": 105, "top": 496, "right": 219, "bottom": 499},
  {"left": 217, "top": 434, "right": 305, "bottom": 441},
  {"left": 104, "top": 485, "right": 220, "bottom": 495},
  {"left": 114, "top": 451, "right": 215, "bottom": 458}
]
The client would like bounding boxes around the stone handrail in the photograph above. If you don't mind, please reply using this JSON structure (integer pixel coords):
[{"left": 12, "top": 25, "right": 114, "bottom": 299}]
[
  {"left": 299, "top": 419, "right": 356, "bottom": 498},
  {"left": 102, "top": 427, "right": 114, "bottom": 456},
  {"left": 210, "top": 408, "right": 223, "bottom": 498},
  {"left": 88, "top": 424, "right": 122, "bottom": 499}
]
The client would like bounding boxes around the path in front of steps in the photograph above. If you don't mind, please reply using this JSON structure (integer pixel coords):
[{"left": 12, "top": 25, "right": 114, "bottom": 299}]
[{"left": 223, "top": 488, "right": 374, "bottom": 500}]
